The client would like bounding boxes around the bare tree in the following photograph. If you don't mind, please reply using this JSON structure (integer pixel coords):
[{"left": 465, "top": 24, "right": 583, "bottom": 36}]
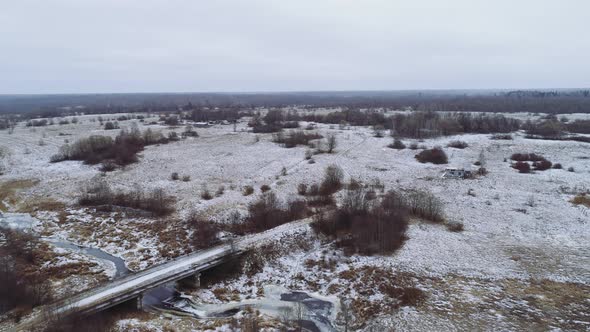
[{"left": 326, "top": 133, "right": 337, "bottom": 153}]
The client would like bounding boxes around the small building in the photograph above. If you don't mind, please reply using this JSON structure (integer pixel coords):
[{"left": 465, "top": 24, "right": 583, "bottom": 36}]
[{"left": 442, "top": 167, "right": 473, "bottom": 179}]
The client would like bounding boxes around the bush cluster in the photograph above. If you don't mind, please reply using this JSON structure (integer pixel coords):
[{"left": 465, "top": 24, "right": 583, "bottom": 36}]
[
  {"left": 239, "top": 192, "right": 307, "bottom": 233},
  {"left": 311, "top": 189, "right": 409, "bottom": 255},
  {"left": 415, "top": 147, "right": 448, "bottom": 164},
  {"left": 510, "top": 153, "right": 553, "bottom": 172},
  {"left": 78, "top": 180, "right": 175, "bottom": 216},
  {"left": 51, "top": 127, "right": 169, "bottom": 169},
  {"left": 272, "top": 130, "right": 323, "bottom": 148}
]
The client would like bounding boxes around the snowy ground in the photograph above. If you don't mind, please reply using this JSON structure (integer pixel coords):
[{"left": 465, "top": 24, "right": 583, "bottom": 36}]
[{"left": 1, "top": 112, "right": 589, "bottom": 331}]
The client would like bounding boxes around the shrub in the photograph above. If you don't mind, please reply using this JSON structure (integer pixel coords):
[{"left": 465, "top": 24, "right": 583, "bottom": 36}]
[
  {"left": 571, "top": 194, "right": 590, "bottom": 207},
  {"left": 104, "top": 121, "right": 118, "bottom": 130},
  {"left": 326, "top": 133, "right": 337, "bottom": 153},
  {"left": 409, "top": 142, "right": 419, "bottom": 150},
  {"left": 568, "top": 166, "right": 575, "bottom": 172},
  {"left": 0, "top": 230, "right": 53, "bottom": 314},
  {"left": 510, "top": 153, "right": 546, "bottom": 162},
  {"left": 272, "top": 130, "right": 323, "bottom": 148},
  {"left": 311, "top": 189, "right": 409, "bottom": 255},
  {"left": 490, "top": 133, "right": 513, "bottom": 140},
  {"left": 388, "top": 138, "right": 406, "bottom": 149},
  {"left": 99, "top": 162, "right": 116, "bottom": 172},
  {"left": 182, "top": 175, "right": 191, "bottom": 182},
  {"left": 446, "top": 140, "right": 468, "bottom": 149},
  {"left": 201, "top": 186, "right": 213, "bottom": 200},
  {"left": 373, "top": 125, "right": 385, "bottom": 137},
  {"left": 404, "top": 189, "right": 445, "bottom": 222},
  {"left": 187, "top": 212, "right": 218, "bottom": 249},
  {"left": 168, "top": 131, "right": 180, "bottom": 141},
  {"left": 513, "top": 161, "right": 531, "bottom": 173},
  {"left": 182, "top": 125, "right": 199, "bottom": 137},
  {"left": 552, "top": 163, "right": 563, "bottom": 169},
  {"left": 260, "top": 184, "right": 271, "bottom": 192},
  {"left": 446, "top": 221, "right": 464, "bottom": 232},
  {"left": 170, "top": 172, "right": 180, "bottom": 181},
  {"left": 243, "top": 185, "right": 254, "bottom": 196},
  {"left": 164, "top": 116, "right": 180, "bottom": 126},
  {"left": 242, "top": 192, "right": 307, "bottom": 233},
  {"left": 532, "top": 160, "right": 552, "bottom": 171},
  {"left": 319, "top": 165, "right": 344, "bottom": 195},
  {"left": 79, "top": 180, "right": 174, "bottom": 216},
  {"left": 415, "top": 147, "right": 448, "bottom": 164},
  {"left": 215, "top": 185, "right": 225, "bottom": 196},
  {"left": 297, "top": 183, "right": 307, "bottom": 195},
  {"left": 51, "top": 127, "right": 168, "bottom": 169}
]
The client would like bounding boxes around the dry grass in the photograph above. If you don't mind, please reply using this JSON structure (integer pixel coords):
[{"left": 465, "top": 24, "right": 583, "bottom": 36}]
[
  {"left": 18, "top": 197, "right": 66, "bottom": 214},
  {"left": 571, "top": 193, "right": 590, "bottom": 207},
  {"left": 0, "top": 179, "right": 39, "bottom": 211}
]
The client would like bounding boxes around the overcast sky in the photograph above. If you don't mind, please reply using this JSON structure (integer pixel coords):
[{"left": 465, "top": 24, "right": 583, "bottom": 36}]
[{"left": 1, "top": 0, "right": 589, "bottom": 94}]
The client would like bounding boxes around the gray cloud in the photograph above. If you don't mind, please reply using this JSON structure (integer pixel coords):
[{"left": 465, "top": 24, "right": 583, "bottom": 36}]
[{"left": 1, "top": 0, "right": 589, "bottom": 93}]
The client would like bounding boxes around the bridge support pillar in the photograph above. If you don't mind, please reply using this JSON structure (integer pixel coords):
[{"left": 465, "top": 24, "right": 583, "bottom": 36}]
[
  {"left": 136, "top": 293, "right": 143, "bottom": 310},
  {"left": 193, "top": 272, "right": 201, "bottom": 288}
]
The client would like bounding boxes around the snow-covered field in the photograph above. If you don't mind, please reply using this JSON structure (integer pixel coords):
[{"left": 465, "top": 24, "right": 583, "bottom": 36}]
[{"left": 1, "top": 112, "right": 589, "bottom": 331}]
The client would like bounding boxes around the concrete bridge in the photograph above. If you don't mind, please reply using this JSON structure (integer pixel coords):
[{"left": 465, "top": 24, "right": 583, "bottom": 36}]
[{"left": 7, "top": 218, "right": 312, "bottom": 331}]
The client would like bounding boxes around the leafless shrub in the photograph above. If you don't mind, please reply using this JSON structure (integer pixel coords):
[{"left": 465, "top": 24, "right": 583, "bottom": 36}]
[
  {"left": 243, "top": 185, "right": 254, "bottom": 196},
  {"left": 187, "top": 212, "right": 218, "bottom": 249},
  {"left": 103, "top": 121, "right": 118, "bottom": 130},
  {"left": 446, "top": 221, "right": 464, "bottom": 232},
  {"left": 170, "top": 172, "right": 180, "bottom": 181},
  {"left": 201, "top": 186, "right": 213, "bottom": 200},
  {"left": 513, "top": 161, "right": 531, "bottom": 173},
  {"left": 326, "top": 133, "right": 337, "bottom": 153},
  {"left": 319, "top": 164, "right": 344, "bottom": 195},
  {"left": 260, "top": 184, "right": 271, "bottom": 192},
  {"left": 311, "top": 189, "right": 409, "bottom": 255},
  {"left": 78, "top": 180, "right": 174, "bottom": 216},
  {"left": 182, "top": 175, "right": 191, "bottom": 182},
  {"left": 447, "top": 140, "right": 468, "bottom": 149},
  {"left": 272, "top": 130, "right": 322, "bottom": 148},
  {"left": 99, "top": 161, "right": 116, "bottom": 172},
  {"left": 415, "top": 147, "right": 448, "bottom": 164},
  {"left": 297, "top": 183, "right": 307, "bottom": 195},
  {"left": 404, "top": 189, "right": 445, "bottom": 222},
  {"left": 242, "top": 192, "right": 308, "bottom": 233},
  {"left": 388, "top": 138, "right": 406, "bottom": 149}
]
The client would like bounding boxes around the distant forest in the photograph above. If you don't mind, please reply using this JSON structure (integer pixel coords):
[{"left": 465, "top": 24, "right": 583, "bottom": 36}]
[{"left": 1, "top": 89, "right": 589, "bottom": 116}]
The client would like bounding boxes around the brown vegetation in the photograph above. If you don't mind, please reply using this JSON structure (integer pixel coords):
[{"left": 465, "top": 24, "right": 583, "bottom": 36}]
[
  {"left": 312, "top": 189, "right": 409, "bottom": 255},
  {"left": 415, "top": 147, "right": 448, "bottom": 164},
  {"left": 78, "top": 179, "right": 175, "bottom": 216}
]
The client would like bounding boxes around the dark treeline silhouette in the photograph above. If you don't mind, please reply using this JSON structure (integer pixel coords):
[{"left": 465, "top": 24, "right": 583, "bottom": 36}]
[
  {"left": 2, "top": 89, "right": 590, "bottom": 117},
  {"left": 297, "top": 110, "right": 521, "bottom": 138}
]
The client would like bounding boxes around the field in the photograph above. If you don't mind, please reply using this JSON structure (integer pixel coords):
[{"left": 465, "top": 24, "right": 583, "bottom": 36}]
[{"left": 1, "top": 111, "right": 589, "bottom": 331}]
